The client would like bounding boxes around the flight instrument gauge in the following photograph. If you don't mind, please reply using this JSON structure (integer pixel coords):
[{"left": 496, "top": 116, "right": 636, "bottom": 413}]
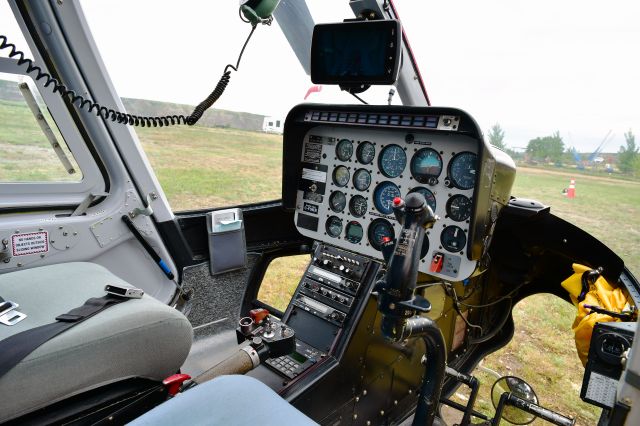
[
  {"left": 408, "top": 187, "right": 437, "bottom": 213},
  {"left": 349, "top": 195, "right": 368, "bottom": 217},
  {"left": 368, "top": 218, "right": 395, "bottom": 251},
  {"left": 449, "top": 152, "right": 477, "bottom": 189},
  {"left": 345, "top": 221, "right": 363, "bottom": 244},
  {"left": 441, "top": 225, "right": 467, "bottom": 252},
  {"left": 446, "top": 194, "right": 472, "bottom": 221},
  {"left": 329, "top": 191, "right": 347, "bottom": 213},
  {"left": 325, "top": 216, "right": 343, "bottom": 238},
  {"left": 333, "top": 166, "right": 350, "bottom": 187},
  {"left": 373, "top": 181, "right": 401, "bottom": 215},
  {"left": 410, "top": 148, "right": 442, "bottom": 184},
  {"left": 378, "top": 145, "right": 406, "bottom": 178},
  {"left": 353, "top": 169, "right": 372, "bottom": 191},
  {"left": 356, "top": 141, "right": 376, "bottom": 164},
  {"left": 336, "top": 139, "right": 353, "bottom": 161}
]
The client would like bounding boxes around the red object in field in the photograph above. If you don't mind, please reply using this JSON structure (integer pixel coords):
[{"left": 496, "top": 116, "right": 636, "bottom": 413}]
[
  {"left": 430, "top": 253, "right": 444, "bottom": 273},
  {"left": 567, "top": 178, "right": 576, "bottom": 198},
  {"left": 304, "top": 85, "right": 322, "bottom": 100},
  {"left": 163, "top": 373, "right": 191, "bottom": 396},
  {"left": 249, "top": 308, "right": 270, "bottom": 325},
  {"left": 393, "top": 197, "right": 403, "bottom": 206}
]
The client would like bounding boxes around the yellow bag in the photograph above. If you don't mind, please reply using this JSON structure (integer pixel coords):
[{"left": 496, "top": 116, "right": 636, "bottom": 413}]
[{"left": 561, "top": 263, "right": 631, "bottom": 366}]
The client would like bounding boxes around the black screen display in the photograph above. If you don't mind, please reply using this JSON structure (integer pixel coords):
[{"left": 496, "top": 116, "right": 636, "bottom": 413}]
[{"left": 311, "top": 20, "right": 401, "bottom": 85}]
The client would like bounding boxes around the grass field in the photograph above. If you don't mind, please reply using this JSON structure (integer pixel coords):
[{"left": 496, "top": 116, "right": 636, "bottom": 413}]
[{"left": 2, "top": 102, "right": 639, "bottom": 424}]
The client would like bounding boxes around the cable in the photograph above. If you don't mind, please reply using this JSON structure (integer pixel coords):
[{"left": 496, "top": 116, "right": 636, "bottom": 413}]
[
  {"left": 349, "top": 91, "right": 368, "bottom": 105},
  {"left": 445, "top": 282, "right": 483, "bottom": 333},
  {"left": 0, "top": 23, "right": 257, "bottom": 128},
  {"left": 456, "top": 280, "right": 529, "bottom": 309}
]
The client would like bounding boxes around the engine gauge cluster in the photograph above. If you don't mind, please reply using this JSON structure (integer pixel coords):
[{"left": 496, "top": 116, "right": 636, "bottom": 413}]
[{"left": 293, "top": 125, "right": 481, "bottom": 280}]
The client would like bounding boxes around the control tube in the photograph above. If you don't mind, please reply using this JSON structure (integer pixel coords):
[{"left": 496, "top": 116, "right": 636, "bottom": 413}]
[{"left": 374, "top": 193, "right": 445, "bottom": 426}]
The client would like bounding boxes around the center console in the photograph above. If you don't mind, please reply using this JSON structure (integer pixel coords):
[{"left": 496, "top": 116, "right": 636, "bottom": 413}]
[{"left": 263, "top": 243, "right": 380, "bottom": 380}]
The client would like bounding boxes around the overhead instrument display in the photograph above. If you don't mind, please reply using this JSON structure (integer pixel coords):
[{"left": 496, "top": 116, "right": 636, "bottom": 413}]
[{"left": 288, "top": 106, "right": 516, "bottom": 281}]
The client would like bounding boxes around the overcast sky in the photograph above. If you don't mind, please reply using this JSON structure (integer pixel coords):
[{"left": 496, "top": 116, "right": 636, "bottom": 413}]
[{"left": 2, "top": 1, "right": 639, "bottom": 152}]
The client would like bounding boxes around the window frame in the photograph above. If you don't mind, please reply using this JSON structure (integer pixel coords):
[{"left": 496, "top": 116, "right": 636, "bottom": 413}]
[{"left": 0, "top": 57, "right": 105, "bottom": 209}]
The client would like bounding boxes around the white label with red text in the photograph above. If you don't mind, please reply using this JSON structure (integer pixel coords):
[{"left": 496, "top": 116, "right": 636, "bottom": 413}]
[{"left": 11, "top": 231, "right": 49, "bottom": 256}]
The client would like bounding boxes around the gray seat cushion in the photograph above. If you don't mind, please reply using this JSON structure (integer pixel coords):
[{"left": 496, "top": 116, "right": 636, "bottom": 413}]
[{"left": 0, "top": 262, "right": 193, "bottom": 422}]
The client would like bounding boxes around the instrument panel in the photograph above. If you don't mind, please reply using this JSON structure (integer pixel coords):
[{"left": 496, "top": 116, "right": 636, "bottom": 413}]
[{"left": 294, "top": 125, "right": 480, "bottom": 280}]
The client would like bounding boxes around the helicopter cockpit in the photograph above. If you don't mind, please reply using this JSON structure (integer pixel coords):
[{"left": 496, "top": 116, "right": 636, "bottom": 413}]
[{"left": 0, "top": 1, "right": 638, "bottom": 425}]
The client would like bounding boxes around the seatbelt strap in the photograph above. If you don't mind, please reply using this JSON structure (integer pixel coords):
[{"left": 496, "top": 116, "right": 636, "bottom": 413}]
[{"left": 0, "top": 294, "right": 127, "bottom": 379}]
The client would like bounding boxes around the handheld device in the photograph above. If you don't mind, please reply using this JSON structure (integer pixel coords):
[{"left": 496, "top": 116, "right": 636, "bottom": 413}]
[{"left": 311, "top": 20, "right": 402, "bottom": 86}]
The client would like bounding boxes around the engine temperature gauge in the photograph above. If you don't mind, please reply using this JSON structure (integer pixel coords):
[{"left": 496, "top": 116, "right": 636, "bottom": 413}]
[
  {"left": 349, "top": 195, "right": 368, "bottom": 217},
  {"left": 353, "top": 169, "right": 371, "bottom": 191},
  {"left": 336, "top": 139, "right": 353, "bottom": 161},
  {"left": 329, "top": 191, "right": 347, "bottom": 213},
  {"left": 333, "top": 166, "right": 350, "bottom": 187},
  {"left": 325, "top": 216, "right": 343, "bottom": 238},
  {"left": 441, "top": 225, "right": 467, "bottom": 253}
]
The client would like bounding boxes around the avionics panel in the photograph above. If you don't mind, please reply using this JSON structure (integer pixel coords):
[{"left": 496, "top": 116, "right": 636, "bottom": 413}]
[{"left": 294, "top": 125, "right": 480, "bottom": 280}]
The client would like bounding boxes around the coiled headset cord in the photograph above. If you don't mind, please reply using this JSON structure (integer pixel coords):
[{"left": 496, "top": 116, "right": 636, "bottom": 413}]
[{"left": 0, "top": 24, "right": 257, "bottom": 127}]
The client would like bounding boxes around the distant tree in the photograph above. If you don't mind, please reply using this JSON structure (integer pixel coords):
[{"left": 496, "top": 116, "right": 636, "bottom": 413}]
[
  {"left": 526, "top": 131, "right": 565, "bottom": 163},
  {"left": 487, "top": 123, "right": 506, "bottom": 150},
  {"left": 618, "top": 130, "right": 638, "bottom": 174}
]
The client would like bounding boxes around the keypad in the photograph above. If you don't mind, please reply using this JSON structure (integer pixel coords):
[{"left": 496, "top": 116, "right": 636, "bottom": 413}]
[{"left": 266, "top": 355, "right": 303, "bottom": 379}]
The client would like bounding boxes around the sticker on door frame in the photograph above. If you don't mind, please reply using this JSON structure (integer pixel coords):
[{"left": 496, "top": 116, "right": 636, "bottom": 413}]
[{"left": 11, "top": 231, "right": 49, "bottom": 256}]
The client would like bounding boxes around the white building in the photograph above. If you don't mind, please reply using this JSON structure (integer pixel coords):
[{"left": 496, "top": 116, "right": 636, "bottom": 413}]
[{"left": 262, "top": 116, "right": 284, "bottom": 133}]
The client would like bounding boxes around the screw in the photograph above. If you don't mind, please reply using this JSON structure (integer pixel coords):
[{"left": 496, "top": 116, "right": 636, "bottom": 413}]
[
  {"left": 15, "top": 230, "right": 20, "bottom": 234},
  {"left": 17, "top": 263, "right": 23, "bottom": 267},
  {"left": 353, "top": 414, "right": 358, "bottom": 420},
  {"left": 40, "top": 254, "right": 45, "bottom": 258},
  {"left": 362, "top": 390, "right": 367, "bottom": 396},
  {"left": 3, "top": 258, "right": 10, "bottom": 263},
  {"left": 380, "top": 410, "right": 385, "bottom": 416},
  {"left": 63, "top": 232, "right": 68, "bottom": 236},
  {"left": 355, "top": 397, "right": 360, "bottom": 402}
]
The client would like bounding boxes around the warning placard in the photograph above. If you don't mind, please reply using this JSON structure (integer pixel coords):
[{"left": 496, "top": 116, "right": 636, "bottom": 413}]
[{"left": 11, "top": 231, "right": 49, "bottom": 256}]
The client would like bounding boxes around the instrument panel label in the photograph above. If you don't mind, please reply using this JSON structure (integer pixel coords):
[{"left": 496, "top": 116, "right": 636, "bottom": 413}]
[
  {"left": 303, "top": 202, "right": 319, "bottom": 215},
  {"left": 11, "top": 231, "right": 49, "bottom": 256},
  {"left": 303, "top": 142, "right": 323, "bottom": 163},
  {"left": 302, "top": 167, "right": 327, "bottom": 183}
]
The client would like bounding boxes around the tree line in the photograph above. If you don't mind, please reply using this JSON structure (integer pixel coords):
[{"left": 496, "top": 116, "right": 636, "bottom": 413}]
[{"left": 486, "top": 123, "right": 639, "bottom": 176}]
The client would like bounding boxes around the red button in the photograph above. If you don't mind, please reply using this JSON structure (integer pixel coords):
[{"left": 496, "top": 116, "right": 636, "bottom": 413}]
[
  {"left": 382, "top": 236, "right": 392, "bottom": 243},
  {"left": 393, "top": 197, "right": 402, "bottom": 206},
  {"left": 430, "top": 253, "right": 444, "bottom": 273}
]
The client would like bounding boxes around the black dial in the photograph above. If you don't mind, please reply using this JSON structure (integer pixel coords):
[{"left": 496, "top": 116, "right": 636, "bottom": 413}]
[
  {"left": 349, "top": 195, "right": 368, "bottom": 217},
  {"left": 441, "top": 225, "right": 467, "bottom": 252},
  {"left": 353, "top": 168, "right": 372, "bottom": 191},
  {"left": 449, "top": 152, "right": 477, "bottom": 189},
  {"left": 368, "top": 218, "right": 395, "bottom": 251},
  {"left": 325, "top": 216, "right": 343, "bottom": 238},
  {"left": 446, "top": 194, "right": 472, "bottom": 221},
  {"left": 408, "top": 187, "right": 437, "bottom": 213},
  {"left": 410, "top": 148, "right": 442, "bottom": 184},
  {"left": 378, "top": 145, "right": 406, "bottom": 178},
  {"left": 345, "top": 221, "right": 363, "bottom": 244},
  {"left": 332, "top": 166, "right": 350, "bottom": 187},
  {"left": 356, "top": 141, "right": 376, "bottom": 164},
  {"left": 373, "top": 181, "right": 401, "bottom": 215},
  {"left": 336, "top": 139, "right": 353, "bottom": 161},
  {"left": 329, "top": 191, "right": 347, "bottom": 213}
]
